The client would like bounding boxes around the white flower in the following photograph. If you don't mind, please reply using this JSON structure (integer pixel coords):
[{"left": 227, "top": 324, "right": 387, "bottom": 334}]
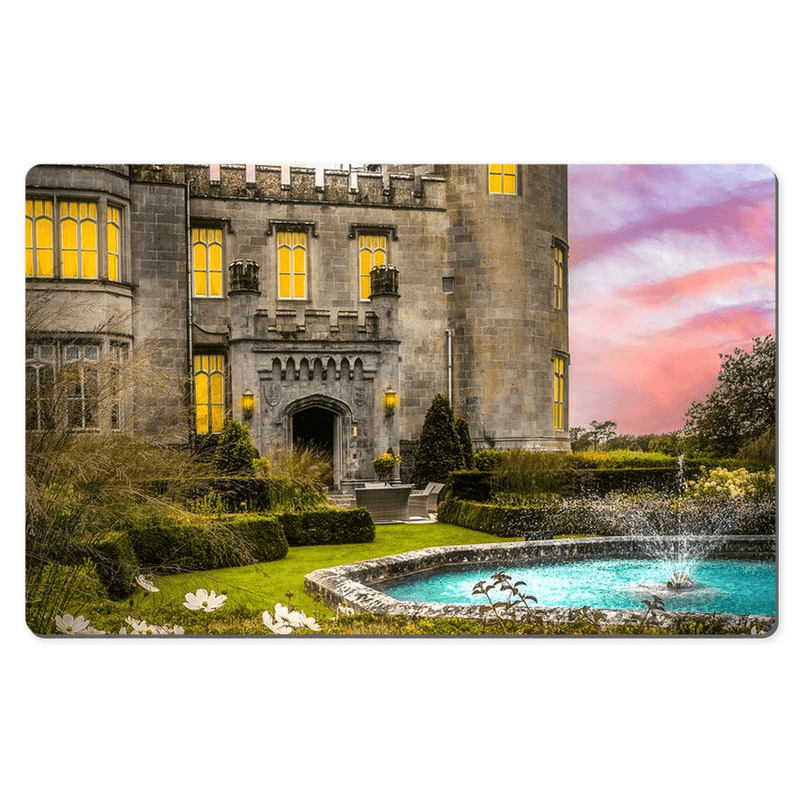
[
  {"left": 125, "top": 616, "right": 149, "bottom": 633},
  {"left": 136, "top": 574, "right": 160, "bottom": 593},
  {"left": 274, "top": 602, "right": 305, "bottom": 627},
  {"left": 262, "top": 610, "right": 293, "bottom": 635},
  {"left": 55, "top": 614, "right": 90, "bottom": 635},
  {"left": 269, "top": 603, "right": 321, "bottom": 632},
  {"left": 120, "top": 616, "right": 185, "bottom": 635},
  {"left": 77, "top": 627, "right": 107, "bottom": 635},
  {"left": 183, "top": 588, "right": 227, "bottom": 613}
]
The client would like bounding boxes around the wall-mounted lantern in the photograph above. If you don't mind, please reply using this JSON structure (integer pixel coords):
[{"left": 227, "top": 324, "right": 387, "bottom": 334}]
[
  {"left": 241, "top": 390, "right": 255, "bottom": 420},
  {"left": 382, "top": 387, "right": 398, "bottom": 415}
]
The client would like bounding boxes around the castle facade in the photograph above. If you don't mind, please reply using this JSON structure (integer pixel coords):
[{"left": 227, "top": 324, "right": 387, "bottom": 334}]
[{"left": 25, "top": 164, "right": 570, "bottom": 487}]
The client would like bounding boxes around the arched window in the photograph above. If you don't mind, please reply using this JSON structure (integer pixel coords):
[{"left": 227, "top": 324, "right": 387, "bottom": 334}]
[
  {"left": 358, "top": 233, "right": 387, "bottom": 300},
  {"left": 194, "top": 354, "right": 226, "bottom": 434},
  {"left": 26, "top": 200, "right": 54, "bottom": 277},
  {"left": 553, "top": 355, "right": 567, "bottom": 431},
  {"left": 107, "top": 206, "right": 122, "bottom": 282},
  {"left": 277, "top": 229, "right": 307, "bottom": 299},
  {"left": 192, "top": 228, "right": 223, "bottom": 297},
  {"left": 60, "top": 201, "right": 98, "bottom": 278},
  {"left": 26, "top": 196, "right": 125, "bottom": 281},
  {"left": 553, "top": 243, "right": 566, "bottom": 310}
]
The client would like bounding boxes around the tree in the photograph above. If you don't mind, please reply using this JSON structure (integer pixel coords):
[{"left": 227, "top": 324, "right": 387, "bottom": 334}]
[
  {"left": 213, "top": 420, "right": 260, "bottom": 475},
  {"left": 589, "top": 420, "right": 617, "bottom": 450},
  {"left": 454, "top": 416, "right": 474, "bottom": 469},
  {"left": 683, "top": 335, "right": 776, "bottom": 457},
  {"left": 410, "top": 394, "right": 465, "bottom": 486}
]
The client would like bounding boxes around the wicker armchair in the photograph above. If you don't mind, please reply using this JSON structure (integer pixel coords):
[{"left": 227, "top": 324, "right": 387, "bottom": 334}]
[{"left": 407, "top": 482, "right": 445, "bottom": 518}]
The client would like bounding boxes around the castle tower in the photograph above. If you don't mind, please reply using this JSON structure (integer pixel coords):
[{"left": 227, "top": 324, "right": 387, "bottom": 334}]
[{"left": 440, "top": 165, "right": 569, "bottom": 450}]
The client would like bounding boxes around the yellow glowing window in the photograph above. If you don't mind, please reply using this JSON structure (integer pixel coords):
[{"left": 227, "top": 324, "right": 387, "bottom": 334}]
[
  {"left": 553, "top": 356, "right": 566, "bottom": 430},
  {"left": 553, "top": 245, "right": 565, "bottom": 310},
  {"left": 60, "top": 201, "right": 98, "bottom": 278},
  {"left": 194, "top": 354, "right": 225, "bottom": 434},
  {"left": 193, "top": 228, "right": 223, "bottom": 297},
  {"left": 488, "top": 164, "right": 517, "bottom": 194},
  {"left": 358, "top": 233, "right": 387, "bottom": 300},
  {"left": 26, "top": 200, "right": 54, "bottom": 277},
  {"left": 107, "top": 206, "right": 122, "bottom": 281},
  {"left": 277, "top": 230, "right": 307, "bottom": 299}
]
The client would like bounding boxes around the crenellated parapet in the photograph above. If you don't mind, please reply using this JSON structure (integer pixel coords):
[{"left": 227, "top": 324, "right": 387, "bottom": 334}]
[
  {"left": 128, "top": 164, "right": 446, "bottom": 209},
  {"left": 251, "top": 309, "right": 380, "bottom": 341}
]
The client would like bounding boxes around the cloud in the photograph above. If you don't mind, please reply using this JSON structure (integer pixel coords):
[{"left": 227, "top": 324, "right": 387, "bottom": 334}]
[
  {"left": 569, "top": 302, "right": 775, "bottom": 434},
  {"left": 567, "top": 165, "right": 776, "bottom": 435},
  {"left": 568, "top": 166, "right": 775, "bottom": 267},
  {"left": 617, "top": 259, "right": 775, "bottom": 308}
]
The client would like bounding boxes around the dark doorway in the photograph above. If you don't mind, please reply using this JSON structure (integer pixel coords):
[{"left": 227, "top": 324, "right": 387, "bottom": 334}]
[{"left": 292, "top": 407, "right": 335, "bottom": 486}]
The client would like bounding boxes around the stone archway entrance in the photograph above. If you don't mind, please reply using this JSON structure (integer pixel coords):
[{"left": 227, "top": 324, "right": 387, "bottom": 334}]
[
  {"left": 285, "top": 395, "right": 352, "bottom": 490},
  {"left": 292, "top": 406, "right": 335, "bottom": 486}
]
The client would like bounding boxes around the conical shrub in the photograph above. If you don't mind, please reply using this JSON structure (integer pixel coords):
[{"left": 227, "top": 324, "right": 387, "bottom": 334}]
[
  {"left": 213, "top": 420, "right": 259, "bottom": 475},
  {"left": 410, "top": 394, "right": 465, "bottom": 486}
]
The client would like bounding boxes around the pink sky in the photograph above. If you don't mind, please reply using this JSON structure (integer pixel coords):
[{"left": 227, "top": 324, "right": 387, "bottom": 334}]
[{"left": 568, "top": 165, "right": 776, "bottom": 435}]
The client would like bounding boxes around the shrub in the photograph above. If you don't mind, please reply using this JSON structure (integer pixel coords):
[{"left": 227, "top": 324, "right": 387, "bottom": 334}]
[
  {"left": 88, "top": 530, "right": 141, "bottom": 599},
  {"left": 410, "top": 394, "right": 465, "bottom": 486},
  {"left": 254, "top": 444, "right": 333, "bottom": 490},
  {"left": 473, "top": 449, "right": 503, "bottom": 471},
  {"left": 278, "top": 508, "right": 375, "bottom": 546},
  {"left": 446, "top": 470, "right": 493, "bottom": 502},
  {"left": 228, "top": 515, "right": 289, "bottom": 561},
  {"left": 26, "top": 561, "right": 108, "bottom": 631},
  {"left": 437, "top": 496, "right": 560, "bottom": 539},
  {"left": 123, "top": 505, "right": 288, "bottom": 571},
  {"left": 738, "top": 426, "right": 776, "bottom": 469},
  {"left": 454, "top": 417, "right": 474, "bottom": 469},
  {"left": 213, "top": 420, "right": 259, "bottom": 475},
  {"left": 686, "top": 466, "right": 775, "bottom": 501},
  {"left": 145, "top": 475, "right": 329, "bottom": 514}
]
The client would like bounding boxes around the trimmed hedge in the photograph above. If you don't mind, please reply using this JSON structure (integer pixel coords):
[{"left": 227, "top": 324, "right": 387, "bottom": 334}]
[
  {"left": 142, "top": 476, "right": 327, "bottom": 513},
  {"left": 447, "top": 466, "right": 712, "bottom": 500},
  {"left": 437, "top": 497, "right": 557, "bottom": 539},
  {"left": 447, "top": 470, "right": 493, "bottom": 502},
  {"left": 89, "top": 530, "right": 141, "bottom": 599},
  {"left": 124, "top": 510, "right": 288, "bottom": 571},
  {"left": 278, "top": 507, "right": 375, "bottom": 546}
]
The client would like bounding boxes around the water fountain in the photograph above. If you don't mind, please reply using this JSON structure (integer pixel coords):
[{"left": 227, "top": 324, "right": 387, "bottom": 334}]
[
  {"left": 304, "top": 457, "right": 776, "bottom": 631},
  {"left": 606, "top": 455, "right": 726, "bottom": 593}
]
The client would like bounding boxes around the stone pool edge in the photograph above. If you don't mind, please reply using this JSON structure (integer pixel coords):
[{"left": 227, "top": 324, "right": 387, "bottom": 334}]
[{"left": 303, "top": 536, "right": 776, "bottom": 634}]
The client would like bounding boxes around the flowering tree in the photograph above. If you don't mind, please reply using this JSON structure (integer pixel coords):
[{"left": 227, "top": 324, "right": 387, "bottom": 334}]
[{"left": 683, "top": 335, "right": 776, "bottom": 457}]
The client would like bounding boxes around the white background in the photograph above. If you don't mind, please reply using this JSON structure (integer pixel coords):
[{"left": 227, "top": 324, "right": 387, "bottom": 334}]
[{"left": 5, "top": 3, "right": 796, "bottom": 798}]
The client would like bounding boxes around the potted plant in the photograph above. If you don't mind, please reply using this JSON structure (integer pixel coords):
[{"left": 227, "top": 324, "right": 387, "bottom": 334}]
[{"left": 372, "top": 449, "right": 402, "bottom": 482}]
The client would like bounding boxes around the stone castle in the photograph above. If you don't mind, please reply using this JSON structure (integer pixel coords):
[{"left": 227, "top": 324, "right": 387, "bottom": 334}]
[{"left": 25, "top": 164, "right": 569, "bottom": 487}]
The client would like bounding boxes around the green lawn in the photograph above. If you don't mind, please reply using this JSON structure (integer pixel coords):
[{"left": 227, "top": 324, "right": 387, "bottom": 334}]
[{"left": 131, "top": 522, "right": 519, "bottom": 624}]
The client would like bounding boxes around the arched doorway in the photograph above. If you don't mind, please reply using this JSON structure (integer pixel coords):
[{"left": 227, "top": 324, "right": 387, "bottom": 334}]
[
  {"left": 292, "top": 406, "right": 335, "bottom": 487},
  {"left": 285, "top": 395, "right": 352, "bottom": 490}
]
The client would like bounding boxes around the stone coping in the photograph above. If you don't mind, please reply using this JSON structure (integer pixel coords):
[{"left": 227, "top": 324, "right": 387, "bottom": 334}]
[{"left": 303, "top": 536, "right": 777, "bottom": 634}]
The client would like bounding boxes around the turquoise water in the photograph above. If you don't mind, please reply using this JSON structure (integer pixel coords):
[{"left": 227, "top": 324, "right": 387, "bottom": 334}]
[{"left": 379, "top": 558, "right": 776, "bottom": 616}]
